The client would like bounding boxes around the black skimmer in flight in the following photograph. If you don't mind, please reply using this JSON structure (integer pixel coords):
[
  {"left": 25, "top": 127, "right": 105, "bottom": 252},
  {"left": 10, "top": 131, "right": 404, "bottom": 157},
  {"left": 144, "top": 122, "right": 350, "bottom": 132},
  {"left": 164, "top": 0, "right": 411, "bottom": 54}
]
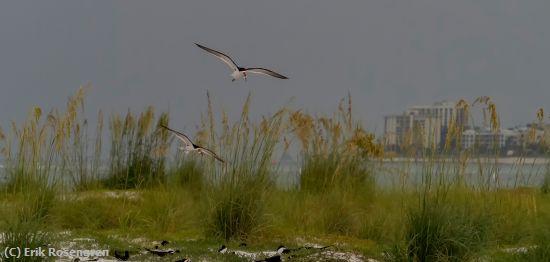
[
  {"left": 160, "top": 124, "right": 225, "bottom": 164},
  {"left": 195, "top": 43, "right": 288, "bottom": 82}
]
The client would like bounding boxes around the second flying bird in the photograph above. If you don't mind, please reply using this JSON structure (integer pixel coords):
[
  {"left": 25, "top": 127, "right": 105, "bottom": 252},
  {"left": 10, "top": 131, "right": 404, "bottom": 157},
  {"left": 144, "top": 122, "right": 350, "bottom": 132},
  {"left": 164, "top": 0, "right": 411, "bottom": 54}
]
[{"left": 160, "top": 124, "right": 225, "bottom": 164}]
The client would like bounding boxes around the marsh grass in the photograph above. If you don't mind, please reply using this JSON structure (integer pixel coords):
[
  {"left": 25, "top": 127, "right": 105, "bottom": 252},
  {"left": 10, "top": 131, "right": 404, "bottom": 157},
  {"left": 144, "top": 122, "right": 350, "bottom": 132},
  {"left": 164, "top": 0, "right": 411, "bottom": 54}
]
[
  {"left": 299, "top": 153, "right": 375, "bottom": 194},
  {"left": 391, "top": 193, "right": 492, "bottom": 262},
  {"left": 0, "top": 220, "right": 52, "bottom": 262},
  {"left": 139, "top": 187, "right": 199, "bottom": 234},
  {"left": 509, "top": 225, "right": 550, "bottom": 261},
  {"left": 538, "top": 110, "right": 550, "bottom": 194},
  {"left": 290, "top": 94, "right": 381, "bottom": 194},
  {"left": 2, "top": 88, "right": 550, "bottom": 261},
  {"left": 104, "top": 107, "right": 169, "bottom": 189},
  {"left": 384, "top": 97, "right": 503, "bottom": 261},
  {"left": 542, "top": 165, "right": 550, "bottom": 194},
  {"left": 167, "top": 158, "right": 204, "bottom": 193},
  {"left": 201, "top": 92, "right": 285, "bottom": 240},
  {"left": 316, "top": 190, "right": 362, "bottom": 235},
  {"left": 51, "top": 193, "right": 138, "bottom": 230}
]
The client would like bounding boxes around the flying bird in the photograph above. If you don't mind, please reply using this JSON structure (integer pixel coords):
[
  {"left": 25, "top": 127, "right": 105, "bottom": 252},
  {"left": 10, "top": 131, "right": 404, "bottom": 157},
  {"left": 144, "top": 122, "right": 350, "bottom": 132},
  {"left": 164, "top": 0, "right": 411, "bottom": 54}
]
[
  {"left": 160, "top": 124, "right": 225, "bottom": 163},
  {"left": 195, "top": 43, "right": 288, "bottom": 81}
]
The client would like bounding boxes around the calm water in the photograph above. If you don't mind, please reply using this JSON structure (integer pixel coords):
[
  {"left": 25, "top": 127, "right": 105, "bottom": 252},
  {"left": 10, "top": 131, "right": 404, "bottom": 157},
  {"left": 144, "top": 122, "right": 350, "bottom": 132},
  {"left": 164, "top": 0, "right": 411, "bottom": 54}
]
[
  {"left": 273, "top": 158, "right": 550, "bottom": 189},
  {"left": 1, "top": 158, "right": 548, "bottom": 190}
]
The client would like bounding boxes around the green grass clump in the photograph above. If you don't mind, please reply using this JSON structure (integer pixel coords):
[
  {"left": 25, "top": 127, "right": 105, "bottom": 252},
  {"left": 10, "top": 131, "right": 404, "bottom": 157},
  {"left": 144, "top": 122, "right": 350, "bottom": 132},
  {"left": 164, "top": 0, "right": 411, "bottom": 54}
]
[
  {"left": 18, "top": 187, "right": 57, "bottom": 226},
  {"left": 0, "top": 220, "right": 52, "bottom": 262},
  {"left": 7, "top": 88, "right": 550, "bottom": 261},
  {"left": 139, "top": 188, "right": 197, "bottom": 234},
  {"left": 289, "top": 94, "right": 381, "bottom": 194},
  {"left": 203, "top": 92, "right": 285, "bottom": 241},
  {"left": 316, "top": 191, "right": 359, "bottom": 235},
  {"left": 168, "top": 159, "right": 204, "bottom": 193},
  {"left": 510, "top": 226, "right": 550, "bottom": 261},
  {"left": 104, "top": 107, "right": 169, "bottom": 189},
  {"left": 51, "top": 194, "right": 139, "bottom": 230},
  {"left": 542, "top": 160, "right": 550, "bottom": 194},
  {"left": 386, "top": 190, "right": 492, "bottom": 262},
  {"left": 300, "top": 153, "right": 374, "bottom": 194},
  {"left": 206, "top": 177, "right": 268, "bottom": 240}
]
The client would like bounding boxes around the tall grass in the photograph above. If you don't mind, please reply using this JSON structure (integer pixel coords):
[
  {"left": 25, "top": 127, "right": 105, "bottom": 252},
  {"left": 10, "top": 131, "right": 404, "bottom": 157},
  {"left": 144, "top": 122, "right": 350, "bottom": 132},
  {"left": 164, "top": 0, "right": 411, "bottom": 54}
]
[
  {"left": 384, "top": 97, "right": 502, "bottom": 261},
  {"left": 167, "top": 158, "right": 204, "bottom": 193},
  {"left": 289, "top": 94, "right": 382, "bottom": 193},
  {"left": 105, "top": 107, "right": 169, "bottom": 189},
  {"left": 387, "top": 192, "right": 492, "bottom": 262},
  {"left": 1, "top": 105, "right": 59, "bottom": 194},
  {"left": 0, "top": 88, "right": 82, "bottom": 223},
  {"left": 511, "top": 225, "right": 550, "bottom": 261},
  {"left": 265, "top": 94, "right": 384, "bottom": 239},
  {"left": 2, "top": 87, "right": 550, "bottom": 261},
  {"left": 0, "top": 220, "right": 52, "bottom": 262},
  {"left": 201, "top": 92, "right": 286, "bottom": 240}
]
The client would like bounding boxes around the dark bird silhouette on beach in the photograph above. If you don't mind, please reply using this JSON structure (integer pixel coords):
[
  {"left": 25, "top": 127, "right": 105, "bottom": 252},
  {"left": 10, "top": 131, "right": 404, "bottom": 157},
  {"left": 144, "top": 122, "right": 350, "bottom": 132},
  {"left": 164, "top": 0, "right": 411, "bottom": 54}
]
[
  {"left": 255, "top": 254, "right": 281, "bottom": 262},
  {"left": 255, "top": 245, "right": 292, "bottom": 262},
  {"left": 145, "top": 246, "right": 179, "bottom": 257},
  {"left": 114, "top": 250, "right": 129, "bottom": 261},
  {"left": 277, "top": 245, "right": 291, "bottom": 254},
  {"left": 218, "top": 244, "right": 228, "bottom": 253}
]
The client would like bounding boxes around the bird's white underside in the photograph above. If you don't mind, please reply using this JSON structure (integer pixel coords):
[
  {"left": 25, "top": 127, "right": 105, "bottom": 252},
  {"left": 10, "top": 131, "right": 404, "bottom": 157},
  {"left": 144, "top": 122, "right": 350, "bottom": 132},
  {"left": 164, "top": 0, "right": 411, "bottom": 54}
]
[{"left": 231, "top": 70, "right": 245, "bottom": 80}]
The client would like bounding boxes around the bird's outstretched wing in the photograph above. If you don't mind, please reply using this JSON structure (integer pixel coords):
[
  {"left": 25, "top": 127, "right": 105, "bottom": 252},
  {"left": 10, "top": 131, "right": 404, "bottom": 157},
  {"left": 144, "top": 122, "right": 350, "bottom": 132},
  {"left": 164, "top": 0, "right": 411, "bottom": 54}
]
[
  {"left": 196, "top": 147, "right": 225, "bottom": 163},
  {"left": 160, "top": 124, "right": 193, "bottom": 147},
  {"left": 195, "top": 43, "right": 239, "bottom": 71},
  {"left": 245, "top": 68, "right": 288, "bottom": 79}
]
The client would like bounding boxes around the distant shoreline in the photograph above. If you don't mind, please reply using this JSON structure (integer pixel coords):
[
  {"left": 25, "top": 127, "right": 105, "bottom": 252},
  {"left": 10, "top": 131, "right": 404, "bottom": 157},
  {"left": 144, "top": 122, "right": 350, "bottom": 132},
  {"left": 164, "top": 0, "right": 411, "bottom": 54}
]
[{"left": 380, "top": 157, "right": 549, "bottom": 165}]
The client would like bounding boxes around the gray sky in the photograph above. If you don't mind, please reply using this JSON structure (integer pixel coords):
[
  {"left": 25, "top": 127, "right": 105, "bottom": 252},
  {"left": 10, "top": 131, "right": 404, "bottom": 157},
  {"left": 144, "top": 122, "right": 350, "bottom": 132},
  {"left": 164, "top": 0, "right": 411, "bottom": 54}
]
[{"left": 1, "top": 1, "right": 549, "bottom": 136}]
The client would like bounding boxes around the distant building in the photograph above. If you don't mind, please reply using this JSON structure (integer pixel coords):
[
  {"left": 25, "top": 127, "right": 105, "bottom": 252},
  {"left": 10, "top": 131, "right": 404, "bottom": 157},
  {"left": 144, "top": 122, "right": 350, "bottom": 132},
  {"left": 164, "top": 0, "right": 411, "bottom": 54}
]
[
  {"left": 504, "top": 124, "right": 550, "bottom": 155},
  {"left": 462, "top": 128, "right": 517, "bottom": 151},
  {"left": 408, "top": 100, "right": 468, "bottom": 128},
  {"left": 384, "top": 112, "right": 441, "bottom": 151},
  {"left": 384, "top": 100, "right": 467, "bottom": 151}
]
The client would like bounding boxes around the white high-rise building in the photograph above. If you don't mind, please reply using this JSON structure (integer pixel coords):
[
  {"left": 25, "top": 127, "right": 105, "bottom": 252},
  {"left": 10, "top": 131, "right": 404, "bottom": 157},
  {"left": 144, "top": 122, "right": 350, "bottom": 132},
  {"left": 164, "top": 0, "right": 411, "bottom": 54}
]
[
  {"left": 384, "top": 101, "right": 468, "bottom": 151},
  {"left": 384, "top": 111, "right": 441, "bottom": 150},
  {"left": 407, "top": 100, "right": 468, "bottom": 129},
  {"left": 462, "top": 128, "right": 517, "bottom": 150}
]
